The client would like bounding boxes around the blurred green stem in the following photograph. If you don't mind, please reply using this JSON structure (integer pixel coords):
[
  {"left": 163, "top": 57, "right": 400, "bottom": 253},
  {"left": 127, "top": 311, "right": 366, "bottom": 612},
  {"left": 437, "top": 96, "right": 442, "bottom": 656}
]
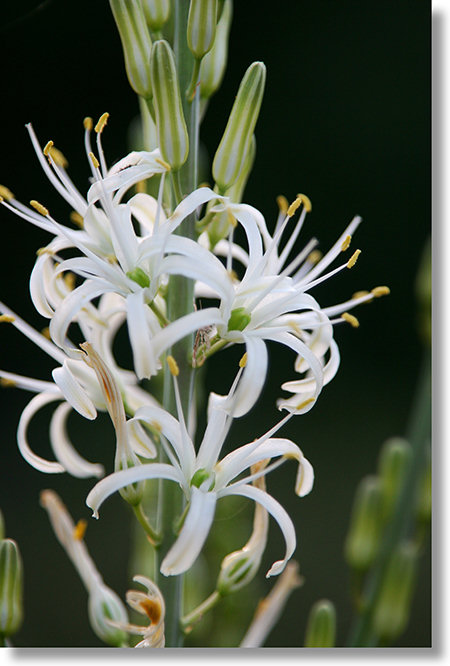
[{"left": 347, "top": 353, "right": 431, "bottom": 646}]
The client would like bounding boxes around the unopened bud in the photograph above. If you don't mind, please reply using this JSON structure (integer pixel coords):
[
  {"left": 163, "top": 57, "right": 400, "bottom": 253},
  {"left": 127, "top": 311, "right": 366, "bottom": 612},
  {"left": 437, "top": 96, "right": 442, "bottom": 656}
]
[
  {"left": 150, "top": 40, "right": 189, "bottom": 170},
  {"left": 212, "top": 61, "right": 266, "bottom": 193},
  {"left": 304, "top": 599, "right": 336, "bottom": 647},
  {"left": 109, "top": 0, "right": 153, "bottom": 98},
  {"left": 377, "top": 437, "right": 412, "bottom": 520},
  {"left": 187, "top": 0, "right": 218, "bottom": 60},
  {"left": 88, "top": 584, "right": 129, "bottom": 647},
  {"left": 142, "top": 0, "right": 170, "bottom": 32},
  {"left": 0, "top": 539, "right": 23, "bottom": 638},
  {"left": 200, "top": 0, "right": 232, "bottom": 99},
  {"left": 344, "top": 476, "right": 383, "bottom": 571},
  {"left": 372, "top": 541, "right": 418, "bottom": 642}
]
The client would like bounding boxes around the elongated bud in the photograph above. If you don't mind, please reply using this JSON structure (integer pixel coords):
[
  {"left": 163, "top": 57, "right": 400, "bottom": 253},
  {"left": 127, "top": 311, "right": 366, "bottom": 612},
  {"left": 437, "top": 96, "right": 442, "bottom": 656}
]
[
  {"left": 212, "top": 61, "right": 266, "bottom": 193},
  {"left": 150, "top": 40, "right": 189, "bottom": 170},
  {"left": 187, "top": 0, "right": 218, "bottom": 60},
  {"left": 200, "top": 0, "right": 232, "bottom": 99},
  {"left": 109, "top": 0, "right": 153, "bottom": 98},
  {"left": 142, "top": 0, "right": 170, "bottom": 32},
  {"left": 0, "top": 539, "right": 23, "bottom": 638},
  {"left": 372, "top": 541, "right": 418, "bottom": 642},
  {"left": 304, "top": 599, "right": 336, "bottom": 647},
  {"left": 344, "top": 476, "right": 383, "bottom": 571},
  {"left": 88, "top": 584, "right": 129, "bottom": 647},
  {"left": 377, "top": 437, "right": 412, "bottom": 520}
]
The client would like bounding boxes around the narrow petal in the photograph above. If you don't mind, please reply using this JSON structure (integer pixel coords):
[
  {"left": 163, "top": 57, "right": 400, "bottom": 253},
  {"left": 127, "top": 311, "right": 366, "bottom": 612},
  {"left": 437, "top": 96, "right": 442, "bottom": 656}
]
[
  {"left": 17, "top": 393, "right": 65, "bottom": 473},
  {"left": 160, "top": 488, "right": 217, "bottom": 577},
  {"left": 52, "top": 361, "right": 97, "bottom": 420}
]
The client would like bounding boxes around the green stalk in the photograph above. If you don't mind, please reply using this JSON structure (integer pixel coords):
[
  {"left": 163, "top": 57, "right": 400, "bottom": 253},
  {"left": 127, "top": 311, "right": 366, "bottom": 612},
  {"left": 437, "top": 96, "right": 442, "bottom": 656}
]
[{"left": 347, "top": 353, "right": 431, "bottom": 646}]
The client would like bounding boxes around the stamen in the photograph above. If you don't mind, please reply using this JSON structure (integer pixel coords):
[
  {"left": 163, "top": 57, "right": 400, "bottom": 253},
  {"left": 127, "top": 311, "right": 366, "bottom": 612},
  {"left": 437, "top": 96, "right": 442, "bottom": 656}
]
[
  {"left": 296, "top": 193, "right": 312, "bottom": 213},
  {"left": 287, "top": 196, "right": 302, "bottom": 218},
  {"left": 371, "top": 285, "right": 390, "bottom": 298},
  {"left": 48, "top": 146, "right": 68, "bottom": 168},
  {"left": 43, "top": 140, "right": 54, "bottom": 156},
  {"left": 155, "top": 157, "right": 171, "bottom": 171},
  {"left": 95, "top": 112, "right": 109, "bottom": 134},
  {"left": 239, "top": 352, "right": 248, "bottom": 368},
  {"left": 135, "top": 180, "right": 146, "bottom": 194},
  {"left": 30, "top": 200, "right": 49, "bottom": 216},
  {"left": 307, "top": 250, "right": 322, "bottom": 265},
  {"left": 167, "top": 355, "right": 180, "bottom": 377},
  {"left": 70, "top": 211, "right": 84, "bottom": 228},
  {"left": 88, "top": 151, "right": 100, "bottom": 169},
  {"left": 296, "top": 397, "right": 315, "bottom": 411},
  {"left": 1, "top": 377, "right": 16, "bottom": 387},
  {"left": 352, "top": 290, "right": 370, "bottom": 300},
  {"left": 341, "top": 235, "right": 352, "bottom": 252},
  {"left": 83, "top": 117, "right": 93, "bottom": 131},
  {"left": 227, "top": 210, "right": 238, "bottom": 228},
  {"left": 0, "top": 314, "right": 15, "bottom": 323},
  {"left": 41, "top": 326, "right": 51, "bottom": 340},
  {"left": 347, "top": 249, "right": 361, "bottom": 269},
  {"left": 73, "top": 519, "right": 87, "bottom": 541},
  {"left": 0, "top": 185, "right": 15, "bottom": 200},
  {"left": 342, "top": 312, "right": 360, "bottom": 328},
  {"left": 276, "top": 195, "right": 288, "bottom": 215}
]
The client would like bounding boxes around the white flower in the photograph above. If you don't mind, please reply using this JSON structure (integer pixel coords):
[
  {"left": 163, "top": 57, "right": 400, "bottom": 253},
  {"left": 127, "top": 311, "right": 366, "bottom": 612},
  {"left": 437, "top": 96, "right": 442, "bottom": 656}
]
[{"left": 86, "top": 359, "right": 314, "bottom": 579}]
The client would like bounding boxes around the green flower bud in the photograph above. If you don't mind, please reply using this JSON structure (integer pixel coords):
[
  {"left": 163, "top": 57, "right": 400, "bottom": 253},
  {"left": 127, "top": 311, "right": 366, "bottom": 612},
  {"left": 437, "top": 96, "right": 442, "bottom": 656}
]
[
  {"left": 200, "top": 0, "right": 232, "bottom": 99},
  {"left": 142, "top": 0, "right": 171, "bottom": 32},
  {"left": 372, "top": 542, "right": 418, "bottom": 642},
  {"left": 0, "top": 539, "right": 23, "bottom": 638},
  {"left": 187, "top": 0, "right": 218, "bottom": 60},
  {"left": 304, "top": 599, "right": 336, "bottom": 648},
  {"left": 150, "top": 40, "right": 189, "bottom": 170},
  {"left": 227, "top": 306, "right": 251, "bottom": 332},
  {"left": 344, "top": 476, "right": 383, "bottom": 571},
  {"left": 109, "top": 0, "right": 153, "bottom": 98},
  {"left": 88, "top": 584, "right": 129, "bottom": 647},
  {"left": 377, "top": 437, "right": 412, "bottom": 520},
  {"left": 212, "top": 61, "right": 266, "bottom": 193}
]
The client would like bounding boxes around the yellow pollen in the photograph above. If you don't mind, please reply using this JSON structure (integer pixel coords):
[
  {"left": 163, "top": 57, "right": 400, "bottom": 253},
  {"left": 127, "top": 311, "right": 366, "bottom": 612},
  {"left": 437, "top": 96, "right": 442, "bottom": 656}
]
[
  {"left": 95, "top": 112, "right": 109, "bottom": 134},
  {"left": 64, "top": 272, "right": 76, "bottom": 290},
  {"left": 135, "top": 180, "right": 146, "bottom": 194},
  {"left": 1, "top": 377, "right": 17, "bottom": 388},
  {"left": 352, "top": 290, "right": 370, "bottom": 300},
  {"left": 73, "top": 519, "right": 87, "bottom": 541},
  {"left": 239, "top": 352, "right": 248, "bottom": 368},
  {"left": 30, "top": 200, "right": 49, "bottom": 216},
  {"left": 276, "top": 195, "right": 289, "bottom": 215},
  {"left": 296, "top": 193, "right": 312, "bottom": 213},
  {"left": 36, "top": 247, "right": 55, "bottom": 256},
  {"left": 342, "top": 312, "right": 360, "bottom": 328},
  {"left": 287, "top": 196, "right": 302, "bottom": 218},
  {"left": 371, "top": 285, "right": 391, "bottom": 298},
  {"left": 0, "top": 314, "right": 15, "bottom": 323},
  {"left": 89, "top": 152, "right": 100, "bottom": 169},
  {"left": 307, "top": 249, "right": 322, "bottom": 265},
  {"left": 43, "top": 140, "right": 54, "bottom": 156},
  {"left": 227, "top": 268, "right": 238, "bottom": 281},
  {"left": 347, "top": 249, "right": 361, "bottom": 269},
  {"left": 155, "top": 157, "right": 171, "bottom": 171},
  {"left": 0, "top": 196, "right": 3, "bottom": 203},
  {"left": 296, "top": 397, "right": 315, "bottom": 411},
  {"left": 341, "top": 235, "right": 352, "bottom": 252},
  {"left": 70, "top": 211, "right": 84, "bottom": 228},
  {"left": 83, "top": 117, "right": 93, "bottom": 131},
  {"left": 167, "top": 355, "right": 179, "bottom": 377},
  {"left": 48, "top": 146, "right": 68, "bottom": 168},
  {"left": 41, "top": 326, "right": 51, "bottom": 340},
  {"left": 0, "top": 185, "right": 15, "bottom": 200}
]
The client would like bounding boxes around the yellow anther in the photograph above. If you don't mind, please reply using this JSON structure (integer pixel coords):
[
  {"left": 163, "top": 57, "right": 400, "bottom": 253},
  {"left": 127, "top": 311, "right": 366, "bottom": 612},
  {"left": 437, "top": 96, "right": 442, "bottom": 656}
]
[
  {"left": 239, "top": 352, "right": 248, "bottom": 368},
  {"left": 347, "top": 249, "right": 361, "bottom": 269},
  {"left": 296, "top": 397, "right": 315, "bottom": 411},
  {"left": 36, "top": 247, "right": 55, "bottom": 256},
  {"left": 1, "top": 377, "right": 17, "bottom": 387},
  {"left": 89, "top": 152, "right": 100, "bottom": 169},
  {"left": 341, "top": 235, "right": 352, "bottom": 252},
  {"left": 155, "top": 157, "right": 171, "bottom": 171},
  {"left": 106, "top": 254, "right": 118, "bottom": 264},
  {"left": 95, "top": 112, "right": 109, "bottom": 134},
  {"left": 287, "top": 195, "right": 302, "bottom": 218},
  {"left": 342, "top": 312, "right": 360, "bottom": 328},
  {"left": 30, "top": 200, "right": 49, "bottom": 216},
  {"left": 352, "top": 290, "right": 370, "bottom": 300},
  {"left": 0, "top": 314, "right": 15, "bottom": 323},
  {"left": 83, "top": 117, "right": 93, "bottom": 131},
  {"left": 0, "top": 196, "right": 3, "bottom": 203},
  {"left": 0, "top": 185, "right": 14, "bottom": 200},
  {"left": 167, "top": 355, "right": 179, "bottom": 377},
  {"left": 371, "top": 285, "right": 391, "bottom": 298},
  {"left": 276, "top": 195, "right": 289, "bottom": 215},
  {"left": 296, "top": 193, "right": 312, "bottom": 213},
  {"left": 70, "top": 211, "right": 84, "bottom": 228},
  {"left": 48, "top": 146, "right": 68, "bottom": 168},
  {"left": 227, "top": 268, "right": 238, "bottom": 281},
  {"left": 227, "top": 210, "right": 238, "bottom": 228},
  {"left": 41, "top": 326, "right": 51, "bottom": 340},
  {"left": 135, "top": 180, "right": 146, "bottom": 194},
  {"left": 73, "top": 519, "right": 87, "bottom": 541},
  {"left": 307, "top": 249, "right": 322, "bottom": 265},
  {"left": 64, "top": 272, "right": 76, "bottom": 291},
  {"left": 43, "top": 140, "right": 54, "bottom": 156}
]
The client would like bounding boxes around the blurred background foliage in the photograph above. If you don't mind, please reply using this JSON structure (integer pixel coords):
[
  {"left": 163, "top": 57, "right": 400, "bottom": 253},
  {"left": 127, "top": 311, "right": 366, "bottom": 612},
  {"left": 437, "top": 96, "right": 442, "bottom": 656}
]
[{"left": 0, "top": 0, "right": 430, "bottom": 647}]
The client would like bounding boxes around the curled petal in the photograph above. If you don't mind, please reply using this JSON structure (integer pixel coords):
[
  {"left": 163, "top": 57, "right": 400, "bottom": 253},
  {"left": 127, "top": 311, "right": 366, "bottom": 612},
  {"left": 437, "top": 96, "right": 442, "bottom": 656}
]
[
  {"left": 52, "top": 361, "right": 97, "bottom": 420},
  {"left": 17, "top": 393, "right": 65, "bottom": 474}
]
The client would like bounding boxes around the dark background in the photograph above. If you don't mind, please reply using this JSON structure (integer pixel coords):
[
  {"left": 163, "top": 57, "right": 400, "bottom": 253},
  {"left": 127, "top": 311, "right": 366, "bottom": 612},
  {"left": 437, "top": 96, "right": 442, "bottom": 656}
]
[{"left": 0, "top": 0, "right": 430, "bottom": 648}]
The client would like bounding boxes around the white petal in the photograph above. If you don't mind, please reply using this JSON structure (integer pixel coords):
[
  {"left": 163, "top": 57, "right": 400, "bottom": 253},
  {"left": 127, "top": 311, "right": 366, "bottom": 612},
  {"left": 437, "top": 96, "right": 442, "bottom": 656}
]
[
  {"left": 17, "top": 393, "right": 65, "bottom": 473},
  {"left": 126, "top": 291, "right": 156, "bottom": 379},
  {"left": 219, "top": 484, "right": 296, "bottom": 577},
  {"left": 160, "top": 488, "right": 217, "bottom": 576},
  {"left": 52, "top": 361, "right": 97, "bottom": 420},
  {"left": 49, "top": 402, "right": 104, "bottom": 478},
  {"left": 166, "top": 187, "right": 220, "bottom": 235},
  {"left": 126, "top": 418, "right": 157, "bottom": 459}
]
